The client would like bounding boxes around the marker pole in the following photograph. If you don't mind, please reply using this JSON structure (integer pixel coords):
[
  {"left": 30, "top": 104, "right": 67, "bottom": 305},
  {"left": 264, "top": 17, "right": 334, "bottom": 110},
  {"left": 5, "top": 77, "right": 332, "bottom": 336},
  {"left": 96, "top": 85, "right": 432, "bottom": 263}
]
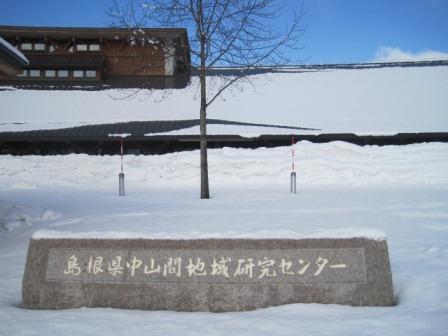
[
  {"left": 290, "top": 136, "right": 296, "bottom": 194},
  {"left": 119, "top": 140, "right": 125, "bottom": 196}
]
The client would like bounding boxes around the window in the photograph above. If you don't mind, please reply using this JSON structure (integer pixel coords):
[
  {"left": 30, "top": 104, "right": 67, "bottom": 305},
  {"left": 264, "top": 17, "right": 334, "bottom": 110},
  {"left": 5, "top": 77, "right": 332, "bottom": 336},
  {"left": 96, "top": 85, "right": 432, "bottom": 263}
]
[
  {"left": 34, "top": 43, "right": 46, "bottom": 51},
  {"left": 89, "top": 44, "right": 100, "bottom": 51},
  {"left": 73, "top": 70, "right": 84, "bottom": 78},
  {"left": 20, "top": 42, "right": 46, "bottom": 51},
  {"left": 77, "top": 44, "right": 88, "bottom": 51},
  {"left": 49, "top": 45, "right": 55, "bottom": 53},
  {"left": 21, "top": 43, "right": 32, "bottom": 50},
  {"left": 17, "top": 70, "right": 28, "bottom": 77},
  {"left": 57, "top": 70, "right": 68, "bottom": 78},
  {"left": 85, "top": 70, "right": 96, "bottom": 78},
  {"left": 29, "top": 70, "right": 40, "bottom": 77},
  {"left": 45, "top": 70, "right": 56, "bottom": 77},
  {"left": 76, "top": 42, "right": 100, "bottom": 52}
]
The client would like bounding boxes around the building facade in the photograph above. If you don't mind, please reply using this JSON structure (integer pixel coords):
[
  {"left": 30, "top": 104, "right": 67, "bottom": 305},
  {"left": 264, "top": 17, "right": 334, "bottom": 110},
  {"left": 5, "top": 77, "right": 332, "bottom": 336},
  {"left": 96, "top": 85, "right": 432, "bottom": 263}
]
[{"left": 0, "top": 26, "right": 190, "bottom": 89}]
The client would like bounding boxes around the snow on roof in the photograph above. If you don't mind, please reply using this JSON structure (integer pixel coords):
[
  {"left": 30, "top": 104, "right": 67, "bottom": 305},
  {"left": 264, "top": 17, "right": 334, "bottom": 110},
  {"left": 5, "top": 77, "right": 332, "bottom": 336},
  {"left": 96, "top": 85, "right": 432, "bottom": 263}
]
[
  {"left": 1, "top": 65, "right": 447, "bottom": 135},
  {"left": 0, "top": 36, "right": 29, "bottom": 66},
  {"left": 32, "top": 228, "right": 387, "bottom": 241},
  {"left": 0, "top": 25, "right": 188, "bottom": 41}
]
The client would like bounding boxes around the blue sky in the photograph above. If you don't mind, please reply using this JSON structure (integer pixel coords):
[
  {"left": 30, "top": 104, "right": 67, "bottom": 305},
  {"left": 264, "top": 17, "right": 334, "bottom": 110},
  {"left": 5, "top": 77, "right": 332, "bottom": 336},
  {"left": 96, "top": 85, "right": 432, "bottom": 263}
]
[{"left": 0, "top": 0, "right": 447, "bottom": 63}]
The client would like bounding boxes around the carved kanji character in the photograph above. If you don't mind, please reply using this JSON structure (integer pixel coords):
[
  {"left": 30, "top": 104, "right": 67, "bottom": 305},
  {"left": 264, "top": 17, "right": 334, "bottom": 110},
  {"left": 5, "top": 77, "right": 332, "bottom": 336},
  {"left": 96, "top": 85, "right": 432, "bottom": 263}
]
[
  {"left": 63, "top": 255, "right": 81, "bottom": 275},
  {"left": 163, "top": 257, "right": 182, "bottom": 277},
  {"left": 186, "top": 257, "right": 207, "bottom": 276},
  {"left": 144, "top": 258, "right": 161, "bottom": 275},
  {"left": 257, "top": 257, "right": 277, "bottom": 278},
  {"left": 211, "top": 257, "right": 231, "bottom": 277},
  {"left": 233, "top": 258, "right": 255, "bottom": 278},
  {"left": 87, "top": 256, "right": 104, "bottom": 275},
  {"left": 108, "top": 256, "right": 124, "bottom": 276},
  {"left": 126, "top": 256, "right": 143, "bottom": 277}
]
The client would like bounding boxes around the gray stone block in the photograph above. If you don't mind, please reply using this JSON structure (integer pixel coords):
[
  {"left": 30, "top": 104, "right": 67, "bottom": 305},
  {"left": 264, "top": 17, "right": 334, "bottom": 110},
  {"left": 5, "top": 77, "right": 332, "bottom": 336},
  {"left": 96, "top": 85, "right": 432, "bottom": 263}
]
[{"left": 22, "top": 237, "right": 394, "bottom": 311}]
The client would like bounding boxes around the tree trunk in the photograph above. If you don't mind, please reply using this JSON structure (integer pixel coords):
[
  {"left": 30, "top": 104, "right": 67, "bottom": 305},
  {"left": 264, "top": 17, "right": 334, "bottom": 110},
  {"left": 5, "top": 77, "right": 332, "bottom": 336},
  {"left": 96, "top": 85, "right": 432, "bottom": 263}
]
[
  {"left": 199, "top": 20, "right": 210, "bottom": 199},
  {"left": 199, "top": 80, "right": 209, "bottom": 199}
]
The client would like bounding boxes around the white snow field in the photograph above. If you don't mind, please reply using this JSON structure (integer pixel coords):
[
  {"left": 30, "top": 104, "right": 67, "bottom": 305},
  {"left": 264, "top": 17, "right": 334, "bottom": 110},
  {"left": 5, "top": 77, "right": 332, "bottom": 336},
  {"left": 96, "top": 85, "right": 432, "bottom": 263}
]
[
  {"left": 1, "top": 65, "right": 448, "bottom": 134},
  {"left": 1, "top": 141, "right": 448, "bottom": 335}
]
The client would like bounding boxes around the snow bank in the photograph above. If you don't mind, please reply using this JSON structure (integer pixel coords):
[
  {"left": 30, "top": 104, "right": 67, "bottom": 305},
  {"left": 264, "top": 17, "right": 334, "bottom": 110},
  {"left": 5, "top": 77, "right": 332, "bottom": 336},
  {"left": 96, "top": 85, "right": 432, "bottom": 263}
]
[
  {"left": 1, "top": 66, "right": 447, "bottom": 134},
  {"left": 0, "top": 200, "right": 60, "bottom": 231},
  {"left": 1, "top": 142, "right": 446, "bottom": 190}
]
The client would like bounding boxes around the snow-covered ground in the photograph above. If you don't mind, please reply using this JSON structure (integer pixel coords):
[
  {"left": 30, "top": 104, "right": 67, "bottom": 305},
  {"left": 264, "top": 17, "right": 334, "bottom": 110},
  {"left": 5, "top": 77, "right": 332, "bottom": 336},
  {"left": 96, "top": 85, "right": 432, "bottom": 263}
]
[
  {"left": 1, "top": 141, "right": 447, "bottom": 335},
  {"left": 1, "top": 66, "right": 448, "bottom": 134}
]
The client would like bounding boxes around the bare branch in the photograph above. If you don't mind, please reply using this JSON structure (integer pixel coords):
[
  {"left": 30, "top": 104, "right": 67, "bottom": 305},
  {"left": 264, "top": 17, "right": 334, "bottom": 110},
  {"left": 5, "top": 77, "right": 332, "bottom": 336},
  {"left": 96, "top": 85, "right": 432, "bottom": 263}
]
[{"left": 107, "top": 0, "right": 306, "bottom": 199}]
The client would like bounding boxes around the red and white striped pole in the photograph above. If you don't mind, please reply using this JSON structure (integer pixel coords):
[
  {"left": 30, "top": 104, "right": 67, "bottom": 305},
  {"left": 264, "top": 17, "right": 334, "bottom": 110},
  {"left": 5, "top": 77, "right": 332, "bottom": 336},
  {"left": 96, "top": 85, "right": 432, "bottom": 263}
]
[
  {"left": 120, "top": 139, "right": 124, "bottom": 174},
  {"left": 290, "top": 135, "right": 296, "bottom": 193},
  {"left": 119, "top": 140, "right": 125, "bottom": 196}
]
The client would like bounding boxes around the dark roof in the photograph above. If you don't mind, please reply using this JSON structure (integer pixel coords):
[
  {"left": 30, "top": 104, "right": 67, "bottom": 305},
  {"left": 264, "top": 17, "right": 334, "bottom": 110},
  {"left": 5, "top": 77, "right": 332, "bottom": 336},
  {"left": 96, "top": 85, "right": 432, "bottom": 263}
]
[
  {"left": 0, "top": 119, "right": 318, "bottom": 140},
  {"left": 25, "top": 54, "right": 105, "bottom": 69},
  {"left": 0, "top": 37, "right": 29, "bottom": 67},
  {"left": 0, "top": 72, "right": 190, "bottom": 90},
  {"left": 198, "top": 60, "right": 448, "bottom": 76},
  {"left": 0, "top": 25, "right": 188, "bottom": 41}
]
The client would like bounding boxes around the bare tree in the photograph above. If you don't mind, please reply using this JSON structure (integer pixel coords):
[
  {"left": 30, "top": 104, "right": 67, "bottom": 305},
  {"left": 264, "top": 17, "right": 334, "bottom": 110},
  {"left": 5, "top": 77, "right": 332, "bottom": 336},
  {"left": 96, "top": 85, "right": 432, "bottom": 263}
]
[{"left": 108, "top": 0, "right": 305, "bottom": 199}]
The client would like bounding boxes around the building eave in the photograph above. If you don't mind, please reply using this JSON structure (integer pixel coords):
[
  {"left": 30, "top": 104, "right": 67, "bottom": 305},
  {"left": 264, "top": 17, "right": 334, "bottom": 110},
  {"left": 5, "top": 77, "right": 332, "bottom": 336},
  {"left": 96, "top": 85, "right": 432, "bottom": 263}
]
[
  {"left": 0, "top": 25, "right": 188, "bottom": 42},
  {"left": 0, "top": 36, "right": 29, "bottom": 67}
]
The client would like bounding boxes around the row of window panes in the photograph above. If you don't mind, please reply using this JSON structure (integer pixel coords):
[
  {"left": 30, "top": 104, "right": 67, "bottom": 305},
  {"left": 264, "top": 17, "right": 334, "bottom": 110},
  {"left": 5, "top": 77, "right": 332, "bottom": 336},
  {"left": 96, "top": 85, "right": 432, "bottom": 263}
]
[
  {"left": 21, "top": 42, "right": 46, "bottom": 51},
  {"left": 18, "top": 70, "right": 97, "bottom": 78},
  {"left": 20, "top": 43, "right": 100, "bottom": 52},
  {"left": 73, "top": 70, "right": 97, "bottom": 78},
  {"left": 76, "top": 44, "right": 100, "bottom": 51}
]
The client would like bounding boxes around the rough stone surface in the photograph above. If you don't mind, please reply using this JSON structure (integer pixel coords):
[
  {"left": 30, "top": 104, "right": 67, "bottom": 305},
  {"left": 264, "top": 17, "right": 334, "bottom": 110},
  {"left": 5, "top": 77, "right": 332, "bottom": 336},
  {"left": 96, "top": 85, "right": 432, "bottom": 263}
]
[{"left": 22, "top": 238, "right": 394, "bottom": 311}]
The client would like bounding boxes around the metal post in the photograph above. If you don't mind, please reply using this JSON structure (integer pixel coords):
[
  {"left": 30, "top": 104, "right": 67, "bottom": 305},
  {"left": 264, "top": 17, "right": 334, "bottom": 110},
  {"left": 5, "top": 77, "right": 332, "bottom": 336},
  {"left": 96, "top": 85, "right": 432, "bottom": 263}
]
[
  {"left": 290, "top": 135, "right": 297, "bottom": 193},
  {"left": 290, "top": 171, "right": 296, "bottom": 194},
  {"left": 119, "top": 139, "right": 125, "bottom": 196},
  {"left": 119, "top": 172, "right": 125, "bottom": 196}
]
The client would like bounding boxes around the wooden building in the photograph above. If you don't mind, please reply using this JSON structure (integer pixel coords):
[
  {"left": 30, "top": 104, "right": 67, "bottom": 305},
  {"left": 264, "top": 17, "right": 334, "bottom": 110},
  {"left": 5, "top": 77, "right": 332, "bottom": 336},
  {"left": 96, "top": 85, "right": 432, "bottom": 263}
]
[
  {"left": 0, "top": 36, "right": 29, "bottom": 78},
  {"left": 0, "top": 26, "right": 190, "bottom": 89}
]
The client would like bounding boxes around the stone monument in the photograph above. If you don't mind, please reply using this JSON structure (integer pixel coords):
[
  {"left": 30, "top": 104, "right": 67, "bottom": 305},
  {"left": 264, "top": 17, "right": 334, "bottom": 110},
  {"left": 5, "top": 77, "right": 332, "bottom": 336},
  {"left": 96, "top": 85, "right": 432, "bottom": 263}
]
[{"left": 22, "top": 235, "right": 394, "bottom": 311}]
